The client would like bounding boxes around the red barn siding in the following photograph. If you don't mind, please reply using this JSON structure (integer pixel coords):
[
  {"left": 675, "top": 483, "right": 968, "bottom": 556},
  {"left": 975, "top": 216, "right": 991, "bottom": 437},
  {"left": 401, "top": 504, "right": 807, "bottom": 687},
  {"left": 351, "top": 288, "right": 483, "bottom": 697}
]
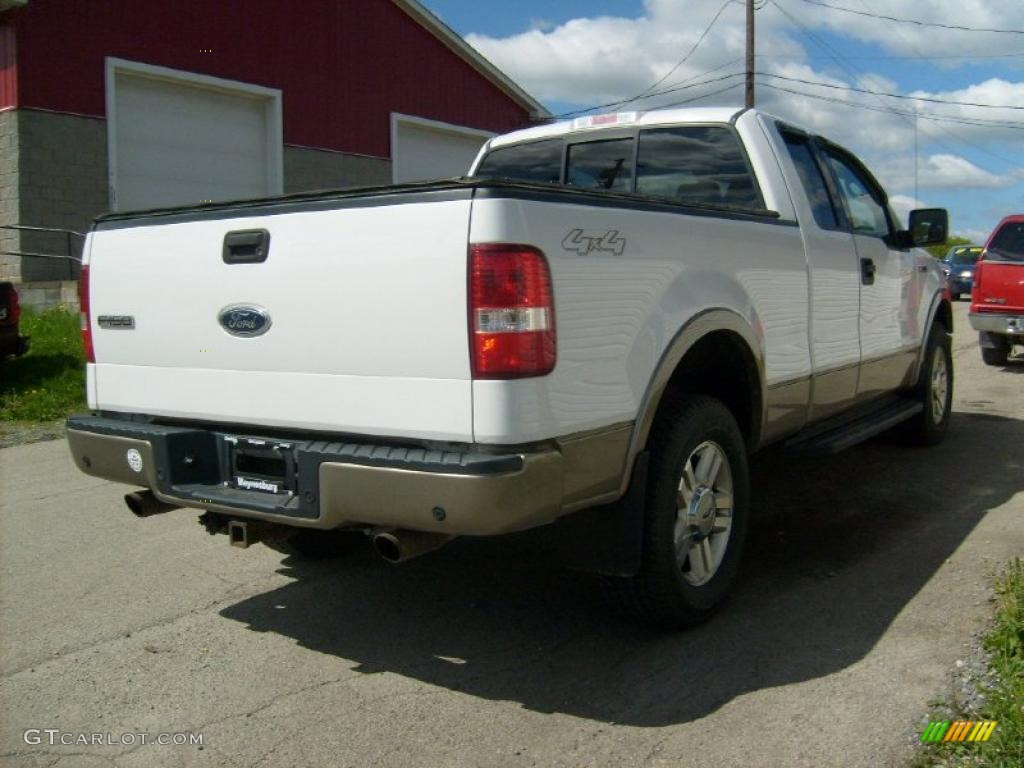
[
  {"left": 8, "top": 0, "right": 534, "bottom": 157},
  {"left": 0, "top": 21, "right": 16, "bottom": 109}
]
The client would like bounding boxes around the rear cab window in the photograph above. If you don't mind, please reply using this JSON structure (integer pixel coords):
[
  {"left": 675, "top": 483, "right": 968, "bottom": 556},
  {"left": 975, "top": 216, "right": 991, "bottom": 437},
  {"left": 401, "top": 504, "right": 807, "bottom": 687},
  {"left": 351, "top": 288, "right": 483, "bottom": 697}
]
[
  {"left": 472, "top": 123, "right": 765, "bottom": 211},
  {"left": 636, "top": 126, "right": 763, "bottom": 209},
  {"left": 472, "top": 139, "right": 563, "bottom": 184},
  {"left": 566, "top": 138, "right": 634, "bottom": 193},
  {"left": 987, "top": 221, "right": 1024, "bottom": 262}
]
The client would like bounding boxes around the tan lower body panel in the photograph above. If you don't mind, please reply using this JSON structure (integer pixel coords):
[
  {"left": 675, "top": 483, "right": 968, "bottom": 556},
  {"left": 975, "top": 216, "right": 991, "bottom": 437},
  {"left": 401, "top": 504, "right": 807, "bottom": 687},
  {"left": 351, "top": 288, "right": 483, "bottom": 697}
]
[
  {"left": 319, "top": 452, "right": 564, "bottom": 536},
  {"left": 67, "top": 430, "right": 159, "bottom": 488},
  {"left": 65, "top": 422, "right": 633, "bottom": 536}
]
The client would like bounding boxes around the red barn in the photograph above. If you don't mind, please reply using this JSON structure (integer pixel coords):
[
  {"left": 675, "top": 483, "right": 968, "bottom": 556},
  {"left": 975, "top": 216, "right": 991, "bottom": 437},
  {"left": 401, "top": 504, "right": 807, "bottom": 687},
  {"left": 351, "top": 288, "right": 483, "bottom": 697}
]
[{"left": 0, "top": 0, "right": 546, "bottom": 289}]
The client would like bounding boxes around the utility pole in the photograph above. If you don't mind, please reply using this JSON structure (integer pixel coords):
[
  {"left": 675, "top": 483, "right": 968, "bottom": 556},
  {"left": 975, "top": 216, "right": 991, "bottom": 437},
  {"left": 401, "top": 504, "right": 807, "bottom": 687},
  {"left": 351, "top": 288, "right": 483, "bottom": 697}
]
[
  {"left": 745, "top": 0, "right": 756, "bottom": 108},
  {"left": 914, "top": 113, "right": 919, "bottom": 203}
]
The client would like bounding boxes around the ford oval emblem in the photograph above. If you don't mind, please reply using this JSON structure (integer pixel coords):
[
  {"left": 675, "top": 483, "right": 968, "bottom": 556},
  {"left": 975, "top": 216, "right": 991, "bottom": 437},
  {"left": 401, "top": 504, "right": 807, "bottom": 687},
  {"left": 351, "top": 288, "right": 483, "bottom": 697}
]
[{"left": 218, "top": 305, "right": 271, "bottom": 338}]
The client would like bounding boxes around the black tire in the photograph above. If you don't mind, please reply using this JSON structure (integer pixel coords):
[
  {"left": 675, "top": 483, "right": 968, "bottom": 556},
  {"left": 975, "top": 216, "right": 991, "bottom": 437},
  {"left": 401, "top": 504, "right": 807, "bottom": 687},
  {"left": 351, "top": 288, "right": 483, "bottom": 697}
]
[
  {"left": 610, "top": 394, "right": 749, "bottom": 630},
  {"left": 901, "top": 324, "right": 953, "bottom": 446},
  {"left": 980, "top": 333, "right": 1010, "bottom": 367},
  {"left": 263, "top": 529, "right": 366, "bottom": 560}
]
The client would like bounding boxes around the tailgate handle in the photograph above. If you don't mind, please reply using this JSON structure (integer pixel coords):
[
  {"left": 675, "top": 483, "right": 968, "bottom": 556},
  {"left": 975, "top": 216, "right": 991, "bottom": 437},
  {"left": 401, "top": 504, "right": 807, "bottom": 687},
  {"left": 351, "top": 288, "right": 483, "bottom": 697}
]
[{"left": 223, "top": 229, "right": 270, "bottom": 264}]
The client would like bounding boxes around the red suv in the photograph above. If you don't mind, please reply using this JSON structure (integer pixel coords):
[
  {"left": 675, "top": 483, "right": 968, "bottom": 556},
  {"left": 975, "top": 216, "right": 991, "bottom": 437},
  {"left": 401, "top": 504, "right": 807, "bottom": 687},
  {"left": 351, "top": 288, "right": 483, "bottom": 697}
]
[
  {"left": 970, "top": 215, "right": 1024, "bottom": 366},
  {"left": 0, "top": 282, "right": 31, "bottom": 361}
]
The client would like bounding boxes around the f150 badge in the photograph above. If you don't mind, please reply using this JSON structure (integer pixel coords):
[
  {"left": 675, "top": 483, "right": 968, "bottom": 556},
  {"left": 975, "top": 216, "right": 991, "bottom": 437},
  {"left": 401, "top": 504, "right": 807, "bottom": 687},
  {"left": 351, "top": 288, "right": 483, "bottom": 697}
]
[
  {"left": 218, "top": 305, "right": 271, "bottom": 338},
  {"left": 562, "top": 229, "right": 627, "bottom": 257}
]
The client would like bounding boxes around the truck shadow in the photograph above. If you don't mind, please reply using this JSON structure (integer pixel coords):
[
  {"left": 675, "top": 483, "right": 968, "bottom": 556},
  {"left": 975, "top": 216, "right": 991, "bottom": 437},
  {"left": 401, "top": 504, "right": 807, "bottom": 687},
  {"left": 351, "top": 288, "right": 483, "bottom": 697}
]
[{"left": 220, "top": 411, "right": 1023, "bottom": 727}]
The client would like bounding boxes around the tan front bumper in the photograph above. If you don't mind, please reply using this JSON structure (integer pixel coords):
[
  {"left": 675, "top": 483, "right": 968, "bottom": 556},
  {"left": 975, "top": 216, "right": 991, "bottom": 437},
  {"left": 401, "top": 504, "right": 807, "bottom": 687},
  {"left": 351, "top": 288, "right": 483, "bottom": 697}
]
[{"left": 67, "top": 425, "right": 567, "bottom": 536}]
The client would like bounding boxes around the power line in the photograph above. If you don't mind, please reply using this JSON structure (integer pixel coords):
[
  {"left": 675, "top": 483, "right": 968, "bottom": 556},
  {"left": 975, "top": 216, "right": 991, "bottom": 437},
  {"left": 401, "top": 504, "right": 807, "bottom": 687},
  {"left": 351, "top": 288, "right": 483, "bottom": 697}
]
[
  {"left": 660, "top": 82, "right": 745, "bottom": 108},
  {"left": 557, "top": 0, "right": 739, "bottom": 118},
  {"left": 634, "top": 0, "right": 736, "bottom": 101},
  {"left": 553, "top": 71, "right": 747, "bottom": 119},
  {"left": 758, "top": 82, "right": 1024, "bottom": 131},
  {"left": 768, "top": 0, "right": 1016, "bottom": 194},
  {"left": 758, "top": 71, "right": 1024, "bottom": 111},
  {"left": 794, "top": 0, "right": 1024, "bottom": 35},
  {"left": 852, "top": 0, "right": 1020, "bottom": 173},
  {"left": 758, "top": 51, "right": 1024, "bottom": 61}
]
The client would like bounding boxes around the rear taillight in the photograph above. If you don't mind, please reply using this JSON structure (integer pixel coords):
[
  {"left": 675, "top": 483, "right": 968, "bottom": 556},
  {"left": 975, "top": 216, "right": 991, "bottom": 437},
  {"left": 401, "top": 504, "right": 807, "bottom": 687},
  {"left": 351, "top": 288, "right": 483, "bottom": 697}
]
[
  {"left": 79, "top": 265, "right": 94, "bottom": 363},
  {"left": 469, "top": 243, "right": 556, "bottom": 379},
  {"left": 971, "top": 259, "right": 983, "bottom": 306}
]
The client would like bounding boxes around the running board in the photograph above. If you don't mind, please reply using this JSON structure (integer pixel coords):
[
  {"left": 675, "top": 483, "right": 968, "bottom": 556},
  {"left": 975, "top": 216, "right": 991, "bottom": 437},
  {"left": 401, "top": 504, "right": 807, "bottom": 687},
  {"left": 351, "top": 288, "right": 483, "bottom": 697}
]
[{"left": 784, "top": 398, "right": 923, "bottom": 455}]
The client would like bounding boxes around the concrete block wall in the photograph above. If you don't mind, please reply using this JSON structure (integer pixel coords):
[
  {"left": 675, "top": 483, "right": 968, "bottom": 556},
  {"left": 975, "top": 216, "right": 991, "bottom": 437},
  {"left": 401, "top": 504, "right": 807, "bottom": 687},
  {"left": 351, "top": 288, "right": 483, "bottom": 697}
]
[
  {"left": 17, "top": 280, "right": 80, "bottom": 313},
  {"left": 284, "top": 146, "right": 391, "bottom": 193},
  {"left": 16, "top": 109, "right": 107, "bottom": 282},
  {"left": 0, "top": 109, "right": 19, "bottom": 282}
]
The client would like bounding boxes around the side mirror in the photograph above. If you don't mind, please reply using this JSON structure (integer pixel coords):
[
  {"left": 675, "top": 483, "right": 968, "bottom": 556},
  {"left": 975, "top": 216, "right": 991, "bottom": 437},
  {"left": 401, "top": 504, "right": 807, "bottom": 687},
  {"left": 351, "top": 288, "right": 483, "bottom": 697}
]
[{"left": 904, "top": 208, "right": 948, "bottom": 247}]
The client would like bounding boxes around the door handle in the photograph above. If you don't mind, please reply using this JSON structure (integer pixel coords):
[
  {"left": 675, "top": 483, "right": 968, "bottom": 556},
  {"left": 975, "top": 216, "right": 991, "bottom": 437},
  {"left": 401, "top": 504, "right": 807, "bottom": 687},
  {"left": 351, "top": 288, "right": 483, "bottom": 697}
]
[
  {"left": 861, "top": 257, "right": 876, "bottom": 285},
  {"left": 223, "top": 229, "right": 270, "bottom": 264}
]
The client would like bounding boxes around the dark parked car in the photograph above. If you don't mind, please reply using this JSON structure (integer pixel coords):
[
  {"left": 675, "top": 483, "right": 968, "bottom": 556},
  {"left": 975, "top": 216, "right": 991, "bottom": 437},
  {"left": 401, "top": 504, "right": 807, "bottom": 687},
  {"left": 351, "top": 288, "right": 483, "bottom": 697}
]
[
  {"left": 941, "top": 244, "right": 983, "bottom": 300},
  {"left": 0, "top": 282, "right": 31, "bottom": 362}
]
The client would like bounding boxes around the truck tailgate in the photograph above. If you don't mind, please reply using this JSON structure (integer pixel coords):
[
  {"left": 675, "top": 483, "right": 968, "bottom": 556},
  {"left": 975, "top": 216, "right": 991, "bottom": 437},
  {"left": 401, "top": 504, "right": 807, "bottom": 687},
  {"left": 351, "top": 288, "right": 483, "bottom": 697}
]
[
  {"left": 974, "top": 260, "right": 1024, "bottom": 314},
  {"left": 86, "top": 194, "right": 474, "bottom": 440}
]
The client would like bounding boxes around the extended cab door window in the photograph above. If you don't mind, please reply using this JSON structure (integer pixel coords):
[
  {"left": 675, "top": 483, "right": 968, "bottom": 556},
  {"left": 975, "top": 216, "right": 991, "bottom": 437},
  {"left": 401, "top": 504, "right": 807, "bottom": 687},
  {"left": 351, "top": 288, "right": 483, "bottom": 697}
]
[
  {"left": 781, "top": 134, "right": 841, "bottom": 230},
  {"left": 822, "top": 150, "right": 892, "bottom": 239},
  {"left": 636, "top": 126, "right": 763, "bottom": 209},
  {"left": 565, "top": 138, "right": 635, "bottom": 193},
  {"left": 473, "top": 139, "right": 563, "bottom": 184}
]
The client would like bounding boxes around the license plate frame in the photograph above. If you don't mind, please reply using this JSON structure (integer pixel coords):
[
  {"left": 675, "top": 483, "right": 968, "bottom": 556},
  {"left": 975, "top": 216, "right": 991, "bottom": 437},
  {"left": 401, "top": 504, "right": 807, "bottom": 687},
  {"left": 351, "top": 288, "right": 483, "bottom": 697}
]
[{"left": 224, "top": 437, "right": 298, "bottom": 496}]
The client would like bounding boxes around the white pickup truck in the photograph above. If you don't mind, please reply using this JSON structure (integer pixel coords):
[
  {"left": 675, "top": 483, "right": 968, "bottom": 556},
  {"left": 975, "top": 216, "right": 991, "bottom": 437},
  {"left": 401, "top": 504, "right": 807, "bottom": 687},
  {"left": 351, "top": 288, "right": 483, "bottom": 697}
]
[{"left": 67, "top": 107, "right": 953, "bottom": 628}]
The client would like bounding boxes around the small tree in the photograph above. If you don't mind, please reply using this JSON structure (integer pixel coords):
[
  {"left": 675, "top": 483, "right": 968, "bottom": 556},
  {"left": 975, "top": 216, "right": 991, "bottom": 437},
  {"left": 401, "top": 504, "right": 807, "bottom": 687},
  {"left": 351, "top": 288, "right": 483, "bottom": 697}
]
[{"left": 924, "top": 235, "right": 971, "bottom": 260}]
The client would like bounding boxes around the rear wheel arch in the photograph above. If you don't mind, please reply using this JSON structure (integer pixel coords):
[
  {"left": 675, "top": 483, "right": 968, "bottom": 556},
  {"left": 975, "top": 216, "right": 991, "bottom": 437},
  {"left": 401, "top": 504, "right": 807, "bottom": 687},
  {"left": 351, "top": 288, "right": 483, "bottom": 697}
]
[{"left": 624, "top": 311, "right": 765, "bottom": 495}]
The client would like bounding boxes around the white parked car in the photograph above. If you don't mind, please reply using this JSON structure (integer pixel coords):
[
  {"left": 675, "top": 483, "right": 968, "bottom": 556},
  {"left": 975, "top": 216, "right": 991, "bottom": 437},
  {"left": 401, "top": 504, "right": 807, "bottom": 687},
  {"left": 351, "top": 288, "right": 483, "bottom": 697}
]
[{"left": 68, "top": 108, "right": 952, "bottom": 628}]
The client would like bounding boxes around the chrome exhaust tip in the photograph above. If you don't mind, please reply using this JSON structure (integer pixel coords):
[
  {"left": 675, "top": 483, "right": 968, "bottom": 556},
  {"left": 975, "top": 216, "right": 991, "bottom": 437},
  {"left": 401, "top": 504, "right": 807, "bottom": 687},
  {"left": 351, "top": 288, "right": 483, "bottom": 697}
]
[
  {"left": 124, "top": 490, "right": 179, "bottom": 518},
  {"left": 372, "top": 530, "right": 452, "bottom": 564}
]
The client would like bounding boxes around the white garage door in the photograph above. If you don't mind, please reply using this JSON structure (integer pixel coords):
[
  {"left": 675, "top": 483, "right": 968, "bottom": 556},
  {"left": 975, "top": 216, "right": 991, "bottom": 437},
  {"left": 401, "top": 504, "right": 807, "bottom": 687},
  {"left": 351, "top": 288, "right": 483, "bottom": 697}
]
[
  {"left": 108, "top": 59, "right": 282, "bottom": 211},
  {"left": 391, "top": 114, "right": 493, "bottom": 183}
]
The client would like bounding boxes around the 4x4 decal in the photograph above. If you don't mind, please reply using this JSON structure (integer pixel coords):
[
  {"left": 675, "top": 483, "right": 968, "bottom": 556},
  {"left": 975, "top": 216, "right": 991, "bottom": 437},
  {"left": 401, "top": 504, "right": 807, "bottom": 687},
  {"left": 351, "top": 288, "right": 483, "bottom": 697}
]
[{"left": 561, "top": 229, "right": 627, "bottom": 256}]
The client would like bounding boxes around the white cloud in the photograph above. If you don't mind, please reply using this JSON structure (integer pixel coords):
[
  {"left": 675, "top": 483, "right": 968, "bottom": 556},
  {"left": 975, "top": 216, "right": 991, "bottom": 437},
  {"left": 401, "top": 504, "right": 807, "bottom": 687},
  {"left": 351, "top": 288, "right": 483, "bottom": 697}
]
[
  {"left": 889, "top": 194, "right": 926, "bottom": 224},
  {"left": 783, "top": 0, "right": 1024, "bottom": 67},
  {"left": 462, "top": 0, "right": 1024, "bottom": 229},
  {"left": 920, "top": 154, "right": 1024, "bottom": 189}
]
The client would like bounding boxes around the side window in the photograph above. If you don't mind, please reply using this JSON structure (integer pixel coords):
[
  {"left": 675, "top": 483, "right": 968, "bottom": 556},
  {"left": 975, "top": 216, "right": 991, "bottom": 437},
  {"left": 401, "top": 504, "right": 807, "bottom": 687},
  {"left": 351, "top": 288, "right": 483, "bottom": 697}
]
[
  {"left": 636, "top": 126, "right": 762, "bottom": 209},
  {"left": 473, "top": 139, "right": 562, "bottom": 184},
  {"left": 824, "top": 151, "right": 891, "bottom": 238},
  {"left": 565, "top": 138, "right": 634, "bottom": 193},
  {"left": 782, "top": 134, "right": 839, "bottom": 230}
]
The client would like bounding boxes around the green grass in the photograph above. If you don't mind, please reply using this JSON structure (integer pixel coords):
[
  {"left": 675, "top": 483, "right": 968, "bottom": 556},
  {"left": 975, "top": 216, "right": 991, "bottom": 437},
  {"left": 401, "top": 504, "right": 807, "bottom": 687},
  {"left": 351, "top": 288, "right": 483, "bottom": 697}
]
[
  {"left": 980, "top": 559, "right": 1024, "bottom": 766},
  {"left": 0, "top": 305, "right": 86, "bottom": 422},
  {"left": 914, "top": 558, "right": 1024, "bottom": 768}
]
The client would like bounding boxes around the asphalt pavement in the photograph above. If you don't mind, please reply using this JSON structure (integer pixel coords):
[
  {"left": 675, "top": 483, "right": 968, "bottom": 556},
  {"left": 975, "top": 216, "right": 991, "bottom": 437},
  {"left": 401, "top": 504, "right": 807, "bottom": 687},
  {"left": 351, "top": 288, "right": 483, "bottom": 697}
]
[{"left": 1, "top": 300, "right": 1022, "bottom": 768}]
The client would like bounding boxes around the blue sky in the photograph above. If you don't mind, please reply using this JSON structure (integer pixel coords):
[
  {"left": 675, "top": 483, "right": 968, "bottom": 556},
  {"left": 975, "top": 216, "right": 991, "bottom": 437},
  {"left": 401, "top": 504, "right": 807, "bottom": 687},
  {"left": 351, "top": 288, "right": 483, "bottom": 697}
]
[{"left": 422, "top": 0, "right": 1024, "bottom": 242}]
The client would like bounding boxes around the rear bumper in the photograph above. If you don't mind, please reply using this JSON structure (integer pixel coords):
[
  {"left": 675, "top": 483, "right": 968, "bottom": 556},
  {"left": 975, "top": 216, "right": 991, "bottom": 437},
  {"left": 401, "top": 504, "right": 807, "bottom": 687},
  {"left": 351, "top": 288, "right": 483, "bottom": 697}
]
[
  {"left": 969, "top": 312, "right": 1024, "bottom": 337},
  {"left": 65, "top": 415, "right": 617, "bottom": 536}
]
